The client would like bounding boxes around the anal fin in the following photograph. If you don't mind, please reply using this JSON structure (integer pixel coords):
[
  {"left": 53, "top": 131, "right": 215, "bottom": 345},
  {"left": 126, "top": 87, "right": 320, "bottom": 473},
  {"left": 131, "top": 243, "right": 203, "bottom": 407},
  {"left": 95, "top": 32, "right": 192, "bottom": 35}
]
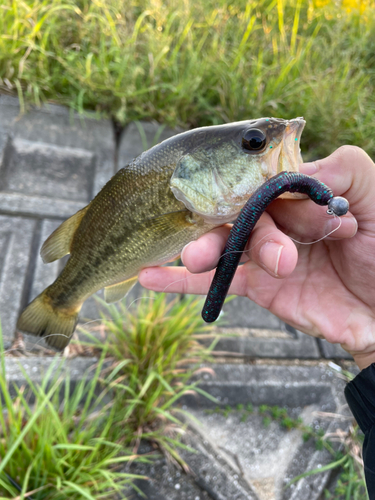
[{"left": 104, "top": 276, "right": 138, "bottom": 303}]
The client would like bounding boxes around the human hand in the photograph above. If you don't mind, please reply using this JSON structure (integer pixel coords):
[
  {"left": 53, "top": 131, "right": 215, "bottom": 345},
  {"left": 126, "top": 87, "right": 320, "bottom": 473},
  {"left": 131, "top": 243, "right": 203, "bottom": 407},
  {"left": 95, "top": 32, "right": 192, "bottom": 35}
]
[{"left": 139, "top": 146, "right": 375, "bottom": 370}]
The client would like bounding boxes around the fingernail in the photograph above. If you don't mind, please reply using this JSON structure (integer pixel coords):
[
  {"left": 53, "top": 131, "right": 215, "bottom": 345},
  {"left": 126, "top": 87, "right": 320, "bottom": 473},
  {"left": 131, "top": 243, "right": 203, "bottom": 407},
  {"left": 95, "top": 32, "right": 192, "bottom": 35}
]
[
  {"left": 299, "top": 162, "right": 318, "bottom": 175},
  {"left": 325, "top": 216, "right": 358, "bottom": 238},
  {"left": 181, "top": 241, "right": 194, "bottom": 264},
  {"left": 259, "top": 242, "right": 284, "bottom": 277},
  {"left": 349, "top": 217, "right": 358, "bottom": 238}
]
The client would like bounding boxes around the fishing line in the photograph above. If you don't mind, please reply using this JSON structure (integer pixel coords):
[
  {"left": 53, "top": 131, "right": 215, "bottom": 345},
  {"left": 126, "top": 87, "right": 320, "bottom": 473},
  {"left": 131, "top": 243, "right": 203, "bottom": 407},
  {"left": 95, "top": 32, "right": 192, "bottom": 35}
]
[
  {"left": 4, "top": 297, "right": 159, "bottom": 355},
  {"left": 126, "top": 296, "right": 157, "bottom": 310},
  {"left": 161, "top": 271, "right": 215, "bottom": 294},
  {"left": 230, "top": 213, "right": 343, "bottom": 252},
  {"left": 79, "top": 296, "right": 159, "bottom": 329},
  {"left": 8, "top": 211, "right": 343, "bottom": 354},
  {"left": 20, "top": 215, "right": 343, "bottom": 352},
  {"left": 3, "top": 333, "right": 71, "bottom": 356},
  {"left": 159, "top": 213, "right": 343, "bottom": 293},
  {"left": 289, "top": 215, "right": 342, "bottom": 245}
]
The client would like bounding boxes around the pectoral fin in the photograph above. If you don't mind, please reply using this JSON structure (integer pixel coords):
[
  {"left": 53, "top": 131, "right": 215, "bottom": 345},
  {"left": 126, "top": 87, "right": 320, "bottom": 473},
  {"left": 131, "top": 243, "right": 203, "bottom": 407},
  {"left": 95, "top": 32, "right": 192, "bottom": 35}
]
[
  {"left": 41, "top": 206, "right": 89, "bottom": 263},
  {"left": 104, "top": 276, "right": 138, "bottom": 303}
]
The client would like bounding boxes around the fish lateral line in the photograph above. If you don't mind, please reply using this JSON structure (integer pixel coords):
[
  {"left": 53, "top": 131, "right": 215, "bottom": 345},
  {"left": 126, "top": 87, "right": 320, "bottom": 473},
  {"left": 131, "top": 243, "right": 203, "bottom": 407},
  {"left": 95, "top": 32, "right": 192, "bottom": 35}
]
[{"left": 202, "top": 171, "right": 349, "bottom": 323}]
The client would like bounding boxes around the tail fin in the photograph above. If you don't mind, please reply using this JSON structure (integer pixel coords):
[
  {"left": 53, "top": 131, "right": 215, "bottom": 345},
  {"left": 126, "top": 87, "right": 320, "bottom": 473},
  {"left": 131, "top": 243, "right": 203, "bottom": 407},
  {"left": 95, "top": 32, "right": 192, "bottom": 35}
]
[{"left": 17, "top": 292, "right": 81, "bottom": 350}]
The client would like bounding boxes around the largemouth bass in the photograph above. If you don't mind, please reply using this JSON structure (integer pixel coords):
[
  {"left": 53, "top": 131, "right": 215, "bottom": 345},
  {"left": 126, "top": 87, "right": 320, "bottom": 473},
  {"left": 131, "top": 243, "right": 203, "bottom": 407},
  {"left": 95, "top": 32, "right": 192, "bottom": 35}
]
[{"left": 17, "top": 117, "right": 305, "bottom": 350}]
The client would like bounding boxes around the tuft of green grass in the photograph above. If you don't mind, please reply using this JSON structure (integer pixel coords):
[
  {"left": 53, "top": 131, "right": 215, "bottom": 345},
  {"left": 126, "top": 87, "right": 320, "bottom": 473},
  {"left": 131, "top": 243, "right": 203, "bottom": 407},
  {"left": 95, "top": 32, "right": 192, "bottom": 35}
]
[
  {"left": 205, "top": 402, "right": 254, "bottom": 421},
  {"left": 78, "top": 292, "right": 218, "bottom": 469},
  {"left": 0, "top": 0, "right": 375, "bottom": 159},
  {"left": 0, "top": 292, "right": 219, "bottom": 495},
  {"left": 0, "top": 322, "right": 147, "bottom": 499}
]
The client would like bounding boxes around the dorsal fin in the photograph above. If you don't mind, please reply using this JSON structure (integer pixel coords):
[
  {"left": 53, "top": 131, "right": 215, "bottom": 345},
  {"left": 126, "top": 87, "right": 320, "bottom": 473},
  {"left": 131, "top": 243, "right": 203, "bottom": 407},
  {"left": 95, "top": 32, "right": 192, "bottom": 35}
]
[{"left": 41, "top": 206, "right": 89, "bottom": 263}]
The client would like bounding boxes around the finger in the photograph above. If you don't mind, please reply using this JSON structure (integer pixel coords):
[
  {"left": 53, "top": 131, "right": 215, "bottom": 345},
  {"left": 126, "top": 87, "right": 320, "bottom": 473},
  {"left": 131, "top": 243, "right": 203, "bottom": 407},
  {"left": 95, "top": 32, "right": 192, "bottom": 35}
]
[
  {"left": 299, "top": 146, "right": 375, "bottom": 226},
  {"left": 180, "top": 221, "right": 264, "bottom": 274},
  {"left": 139, "top": 262, "right": 251, "bottom": 297},
  {"left": 266, "top": 198, "right": 358, "bottom": 241},
  {"left": 139, "top": 266, "right": 215, "bottom": 294},
  {"left": 245, "top": 211, "right": 298, "bottom": 278},
  {"left": 180, "top": 225, "right": 231, "bottom": 273},
  {"left": 182, "top": 211, "right": 299, "bottom": 277},
  {"left": 141, "top": 213, "right": 299, "bottom": 296}
]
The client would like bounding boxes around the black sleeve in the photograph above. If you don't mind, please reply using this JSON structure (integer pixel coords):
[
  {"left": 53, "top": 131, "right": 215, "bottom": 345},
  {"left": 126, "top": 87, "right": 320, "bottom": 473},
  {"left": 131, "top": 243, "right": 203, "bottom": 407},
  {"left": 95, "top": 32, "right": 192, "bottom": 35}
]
[{"left": 344, "top": 363, "right": 375, "bottom": 498}]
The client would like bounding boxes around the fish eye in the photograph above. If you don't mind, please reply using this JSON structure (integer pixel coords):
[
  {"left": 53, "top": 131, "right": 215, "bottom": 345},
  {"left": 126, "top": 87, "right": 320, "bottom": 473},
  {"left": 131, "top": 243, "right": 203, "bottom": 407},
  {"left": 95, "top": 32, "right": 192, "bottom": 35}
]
[{"left": 242, "top": 129, "right": 267, "bottom": 153}]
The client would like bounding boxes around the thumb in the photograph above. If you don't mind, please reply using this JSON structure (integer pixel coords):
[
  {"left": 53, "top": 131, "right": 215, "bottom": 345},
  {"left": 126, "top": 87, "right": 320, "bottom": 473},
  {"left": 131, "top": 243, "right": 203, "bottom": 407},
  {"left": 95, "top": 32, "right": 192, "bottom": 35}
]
[{"left": 300, "top": 145, "right": 375, "bottom": 225}]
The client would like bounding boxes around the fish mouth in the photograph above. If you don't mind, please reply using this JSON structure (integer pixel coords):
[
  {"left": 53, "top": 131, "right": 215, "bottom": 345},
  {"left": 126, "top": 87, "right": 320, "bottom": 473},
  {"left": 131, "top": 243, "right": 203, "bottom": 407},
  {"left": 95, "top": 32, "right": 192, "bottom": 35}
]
[{"left": 277, "top": 117, "right": 306, "bottom": 174}]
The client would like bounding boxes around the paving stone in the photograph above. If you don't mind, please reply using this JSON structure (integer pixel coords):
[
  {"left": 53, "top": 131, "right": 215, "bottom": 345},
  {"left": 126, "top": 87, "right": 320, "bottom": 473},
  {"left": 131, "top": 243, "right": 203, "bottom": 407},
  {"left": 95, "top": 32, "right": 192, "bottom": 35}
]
[
  {"left": 129, "top": 438, "right": 259, "bottom": 500},
  {"left": 202, "top": 297, "right": 319, "bottom": 358},
  {"left": 0, "top": 215, "right": 37, "bottom": 349},
  {"left": 28, "top": 219, "right": 62, "bottom": 303},
  {"left": 222, "top": 297, "right": 283, "bottom": 329},
  {"left": 3, "top": 355, "right": 99, "bottom": 386},
  {"left": 0, "top": 95, "right": 114, "bottom": 218},
  {"left": 211, "top": 325, "right": 320, "bottom": 359},
  {"left": 185, "top": 364, "right": 343, "bottom": 410},
  {"left": 1, "top": 138, "right": 95, "bottom": 202},
  {"left": 187, "top": 407, "right": 328, "bottom": 500},
  {"left": 0, "top": 95, "right": 19, "bottom": 152},
  {"left": 318, "top": 339, "right": 353, "bottom": 360},
  {"left": 182, "top": 364, "right": 351, "bottom": 500}
]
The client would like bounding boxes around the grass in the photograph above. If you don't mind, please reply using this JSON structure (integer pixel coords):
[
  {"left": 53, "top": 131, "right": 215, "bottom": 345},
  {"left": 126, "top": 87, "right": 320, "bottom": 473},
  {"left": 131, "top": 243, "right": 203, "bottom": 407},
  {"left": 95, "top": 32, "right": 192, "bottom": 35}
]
[
  {"left": 0, "top": 0, "right": 375, "bottom": 159},
  {"left": 0, "top": 340, "right": 147, "bottom": 499},
  {"left": 78, "top": 292, "right": 218, "bottom": 469},
  {"left": 0, "top": 293, "right": 219, "bottom": 497}
]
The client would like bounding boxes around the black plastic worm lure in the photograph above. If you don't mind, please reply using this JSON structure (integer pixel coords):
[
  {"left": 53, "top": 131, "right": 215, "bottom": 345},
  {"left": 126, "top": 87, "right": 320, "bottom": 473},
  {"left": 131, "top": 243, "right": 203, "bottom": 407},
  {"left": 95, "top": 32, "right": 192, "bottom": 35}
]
[{"left": 202, "top": 171, "right": 349, "bottom": 323}]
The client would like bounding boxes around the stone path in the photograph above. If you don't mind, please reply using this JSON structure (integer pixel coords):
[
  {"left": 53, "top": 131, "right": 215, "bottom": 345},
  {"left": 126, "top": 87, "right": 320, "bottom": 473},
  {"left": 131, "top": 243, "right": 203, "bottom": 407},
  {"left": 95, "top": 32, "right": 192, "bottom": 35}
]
[{"left": 0, "top": 96, "right": 357, "bottom": 499}]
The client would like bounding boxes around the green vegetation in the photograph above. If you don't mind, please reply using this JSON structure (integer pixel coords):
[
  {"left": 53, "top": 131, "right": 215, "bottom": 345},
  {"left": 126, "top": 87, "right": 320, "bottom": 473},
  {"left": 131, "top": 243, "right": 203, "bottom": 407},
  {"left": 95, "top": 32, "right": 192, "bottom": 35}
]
[
  {"left": 78, "top": 292, "right": 218, "bottom": 469},
  {"left": 1, "top": 0, "right": 375, "bottom": 159},
  {"left": 0, "top": 293, "right": 218, "bottom": 497},
  {"left": 206, "top": 402, "right": 254, "bottom": 421},
  {"left": 0, "top": 345, "right": 146, "bottom": 499}
]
